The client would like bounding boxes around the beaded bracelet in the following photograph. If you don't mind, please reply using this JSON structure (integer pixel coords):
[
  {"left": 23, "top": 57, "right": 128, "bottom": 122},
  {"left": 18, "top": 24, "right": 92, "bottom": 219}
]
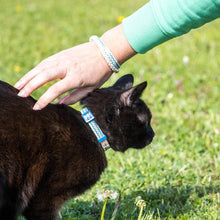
[{"left": 89, "top": 35, "right": 120, "bottom": 73}]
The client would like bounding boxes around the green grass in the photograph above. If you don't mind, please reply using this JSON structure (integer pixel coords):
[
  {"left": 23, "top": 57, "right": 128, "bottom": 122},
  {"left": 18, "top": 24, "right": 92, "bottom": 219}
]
[{"left": 1, "top": 0, "right": 220, "bottom": 219}]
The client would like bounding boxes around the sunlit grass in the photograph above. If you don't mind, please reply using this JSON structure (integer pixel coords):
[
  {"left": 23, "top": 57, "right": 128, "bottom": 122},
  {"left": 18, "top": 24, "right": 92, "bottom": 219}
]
[{"left": 0, "top": 0, "right": 220, "bottom": 219}]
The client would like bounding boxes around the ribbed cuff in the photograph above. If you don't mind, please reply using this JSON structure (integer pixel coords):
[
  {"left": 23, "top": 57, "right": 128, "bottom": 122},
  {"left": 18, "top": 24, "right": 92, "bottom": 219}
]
[{"left": 122, "top": 1, "right": 171, "bottom": 54}]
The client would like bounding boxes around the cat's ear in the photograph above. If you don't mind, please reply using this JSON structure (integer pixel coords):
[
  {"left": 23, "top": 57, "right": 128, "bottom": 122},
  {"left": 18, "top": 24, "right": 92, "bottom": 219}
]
[
  {"left": 120, "top": 82, "right": 147, "bottom": 106},
  {"left": 112, "top": 74, "right": 134, "bottom": 90}
]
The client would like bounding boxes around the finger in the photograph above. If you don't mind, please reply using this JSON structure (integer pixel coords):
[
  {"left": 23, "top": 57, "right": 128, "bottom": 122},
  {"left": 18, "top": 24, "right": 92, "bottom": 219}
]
[
  {"left": 17, "top": 67, "right": 63, "bottom": 97},
  {"left": 14, "top": 58, "right": 57, "bottom": 90},
  {"left": 33, "top": 78, "right": 72, "bottom": 110},
  {"left": 14, "top": 67, "right": 41, "bottom": 90},
  {"left": 58, "top": 87, "right": 95, "bottom": 105}
]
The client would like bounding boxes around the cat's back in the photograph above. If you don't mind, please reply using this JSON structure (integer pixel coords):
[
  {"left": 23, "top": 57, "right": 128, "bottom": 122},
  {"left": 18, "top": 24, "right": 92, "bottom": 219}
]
[
  {"left": 0, "top": 80, "right": 106, "bottom": 167},
  {"left": 0, "top": 80, "right": 81, "bottom": 150},
  {"left": 0, "top": 80, "right": 36, "bottom": 110},
  {"left": 0, "top": 80, "right": 18, "bottom": 95}
]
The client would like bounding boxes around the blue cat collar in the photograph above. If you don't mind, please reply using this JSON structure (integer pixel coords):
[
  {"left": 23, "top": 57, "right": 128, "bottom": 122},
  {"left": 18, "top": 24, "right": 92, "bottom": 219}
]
[{"left": 80, "top": 107, "right": 110, "bottom": 151}]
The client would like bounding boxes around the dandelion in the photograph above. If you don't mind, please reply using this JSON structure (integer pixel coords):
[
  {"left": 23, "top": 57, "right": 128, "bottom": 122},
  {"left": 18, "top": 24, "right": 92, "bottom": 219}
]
[
  {"left": 182, "top": 55, "right": 189, "bottom": 65},
  {"left": 135, "top": 196, "right": 146, "bottom": 209},
  {"left": 97, "top": 189, "right": 118, "bottom": 202},
  {"left": 13, "top": 65, "right": 21, "bottom": 72},
  {"left": 117, "top": 16, "right": 125, "bottom": 23},
  {"left": 135, "top": 196, "right": 146, "bottom": 220},
  {"left": 15, "top": 5, "right": 22, "bottom": 12},
  {"left": 97, "top": 189, "right": 119, "bottom": 220}
]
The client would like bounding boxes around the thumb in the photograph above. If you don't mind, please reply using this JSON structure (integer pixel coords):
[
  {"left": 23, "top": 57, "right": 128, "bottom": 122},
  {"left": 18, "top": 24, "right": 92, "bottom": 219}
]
[{"left": 58, "top": 87, "right": 95, "bottom": 105}]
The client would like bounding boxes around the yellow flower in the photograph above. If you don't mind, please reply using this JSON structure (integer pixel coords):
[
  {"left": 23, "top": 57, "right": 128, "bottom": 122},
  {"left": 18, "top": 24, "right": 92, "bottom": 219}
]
[
  {"left": 15, "top": 5, "right": 22, "bottom": 12},
  {"left": 13, "top": 66, "right": 21, "bottom": 72},
  {"left": 194, "top": 32, "right": 201, "bottom": 40},
  {"left": 206, "top": 136, "right": 210, "bottom": 147},
  {"left": 117, "top": 16, "right": 125, "bottom": 23},
  {"left": 211, "top": 194, "right": 217, "bottom": 200}
]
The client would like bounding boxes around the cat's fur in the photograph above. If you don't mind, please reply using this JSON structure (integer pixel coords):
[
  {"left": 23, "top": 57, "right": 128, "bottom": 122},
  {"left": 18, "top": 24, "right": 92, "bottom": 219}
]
[{"left": 0, "top": 74, "right": 154, "bottom": 220}]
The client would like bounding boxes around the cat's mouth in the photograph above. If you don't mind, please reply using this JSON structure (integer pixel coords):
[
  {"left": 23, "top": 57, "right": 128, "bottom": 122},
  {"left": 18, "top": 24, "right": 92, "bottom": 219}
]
[
  {"left": 145, "top": 136, "right": 154, "bottom": 146},
  {"left": 137, "top": 137, "right": 154, "bottom": 149},
  {"left": 137, "top": 125, "right": 155, "bottom": 148},
  {"left": 110, "top": 125, "right": 155, "bottom": 152}
]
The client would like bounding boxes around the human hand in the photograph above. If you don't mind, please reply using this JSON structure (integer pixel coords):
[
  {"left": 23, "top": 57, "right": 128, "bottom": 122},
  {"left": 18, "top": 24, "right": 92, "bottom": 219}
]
[
  {"left": 15, "top": 42, "right": 113, "bottom": 110},
  {"left": 15, "top": 25, "right": 136, "bottom": 110}
]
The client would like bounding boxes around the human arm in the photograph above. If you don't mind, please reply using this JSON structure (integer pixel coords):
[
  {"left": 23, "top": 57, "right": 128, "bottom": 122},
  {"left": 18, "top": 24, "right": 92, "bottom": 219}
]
[
  {"left": 122, "top": 0, "right": 220, "bottom": 53},
  {"left": 15, "top": 0, "right": 220, "bottom": 110}
]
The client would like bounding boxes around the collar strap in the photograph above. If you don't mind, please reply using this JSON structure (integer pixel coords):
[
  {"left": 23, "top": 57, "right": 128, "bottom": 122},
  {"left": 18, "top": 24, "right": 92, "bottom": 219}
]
[{"left": 80, "top": 107, "right": 110, "bottom": 151}]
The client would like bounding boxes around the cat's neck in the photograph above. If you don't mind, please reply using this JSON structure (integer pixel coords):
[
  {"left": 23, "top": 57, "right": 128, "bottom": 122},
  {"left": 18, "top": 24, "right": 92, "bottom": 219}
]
[{"left": 80, "top": 107, "right": 110, "bottom": 151}]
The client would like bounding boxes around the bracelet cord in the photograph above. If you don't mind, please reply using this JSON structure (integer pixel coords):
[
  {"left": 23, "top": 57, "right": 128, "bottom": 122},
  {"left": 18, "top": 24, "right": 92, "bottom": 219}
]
[{"left": 90, "top": 35, "right": 120, "bottom": 73}]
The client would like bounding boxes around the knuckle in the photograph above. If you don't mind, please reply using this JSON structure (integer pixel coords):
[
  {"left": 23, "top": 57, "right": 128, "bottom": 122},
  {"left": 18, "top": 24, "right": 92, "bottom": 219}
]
[
  {"left": 77, "top": 77, "right": 86, "bottom": 87},
  {"left": 49, "top": 84, "right": 62, "bottom": 95}
]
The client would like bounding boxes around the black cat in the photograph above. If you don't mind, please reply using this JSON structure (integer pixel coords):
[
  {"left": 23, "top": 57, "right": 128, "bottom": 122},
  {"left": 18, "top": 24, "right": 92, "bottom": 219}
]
[{"left": 0, "top": 74, "right": 154, "bottom": 220}]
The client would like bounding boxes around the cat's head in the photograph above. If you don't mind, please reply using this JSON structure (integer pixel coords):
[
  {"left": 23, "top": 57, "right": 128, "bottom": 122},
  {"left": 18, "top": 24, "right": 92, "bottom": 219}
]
[{"left": 81, "top": 74, "right": 154, "bottom": 152}]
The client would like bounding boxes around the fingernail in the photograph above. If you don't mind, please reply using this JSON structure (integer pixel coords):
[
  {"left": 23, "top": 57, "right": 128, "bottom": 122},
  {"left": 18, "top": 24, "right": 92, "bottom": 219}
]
[
  {"left": 33, "top": 104, "right": 41, "bottom": 111},
  {"left": 17, "top": 90, "right": 26, "bottom": 97},
  {"left": 14, "top": 81, "right": 22, "bottom": 89}
]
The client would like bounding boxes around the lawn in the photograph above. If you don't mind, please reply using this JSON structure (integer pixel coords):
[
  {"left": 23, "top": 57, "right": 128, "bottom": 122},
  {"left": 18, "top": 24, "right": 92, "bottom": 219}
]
[{"left": 0, "top": 0, "right": 220, "bottom": 219}]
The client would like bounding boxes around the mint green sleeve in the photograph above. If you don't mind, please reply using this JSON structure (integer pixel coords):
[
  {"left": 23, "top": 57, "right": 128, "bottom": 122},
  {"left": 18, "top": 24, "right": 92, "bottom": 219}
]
[{"left": 122, "top": 0, "right": 220, "bottom": 54}]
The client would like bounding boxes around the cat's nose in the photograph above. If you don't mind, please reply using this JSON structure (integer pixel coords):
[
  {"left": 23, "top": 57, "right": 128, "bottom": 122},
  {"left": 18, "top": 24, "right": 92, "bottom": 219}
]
[
  {"left": 146, "top": 125, "right": 154, "bottom": 138},
  {"left": 145, "top": 125, "right": 154, "bottom": 146}
]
